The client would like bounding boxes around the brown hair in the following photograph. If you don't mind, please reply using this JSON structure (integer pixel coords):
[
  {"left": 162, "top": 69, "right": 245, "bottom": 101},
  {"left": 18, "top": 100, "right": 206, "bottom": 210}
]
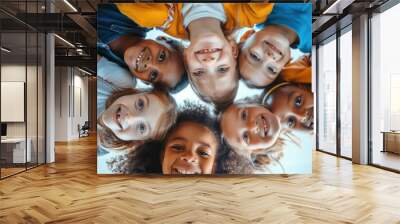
[{"left": 98, "top": 88, "right": 177, "bottom": 153}]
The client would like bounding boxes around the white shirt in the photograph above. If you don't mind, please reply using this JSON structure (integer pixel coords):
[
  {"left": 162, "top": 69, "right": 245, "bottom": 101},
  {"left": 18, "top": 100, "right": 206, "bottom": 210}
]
[{"left": 182, "top": 3, "right": 226, "bottom": 28}]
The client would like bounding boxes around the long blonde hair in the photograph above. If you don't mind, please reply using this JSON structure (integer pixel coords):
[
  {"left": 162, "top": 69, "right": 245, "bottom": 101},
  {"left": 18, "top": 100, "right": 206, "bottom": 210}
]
[
  {"left": 218, "top": 99, "right": 300, "bottom": 173},
  {"left": 251, "top": 130, "right": 301, "bottom": 173},
  {"left": 97, "top": 88, "right": 177, "bottom": 153}
]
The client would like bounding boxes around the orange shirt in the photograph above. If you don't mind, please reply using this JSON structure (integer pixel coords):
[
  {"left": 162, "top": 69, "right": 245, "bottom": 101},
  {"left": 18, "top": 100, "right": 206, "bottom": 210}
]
[
  {"left": 116, "top": 3, "right": 274, "bottom": 39},
  {"left": 281, "top": 55, "right": 311, "bottom": 84}
]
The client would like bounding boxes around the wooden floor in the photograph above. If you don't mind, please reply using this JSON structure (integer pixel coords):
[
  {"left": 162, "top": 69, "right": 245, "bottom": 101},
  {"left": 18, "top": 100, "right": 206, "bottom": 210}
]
[
  {"left": 0, "top": 135, "right": 400, "bottom": 224},
  {"left": 1, "top": 167, "right": 26, "bottom": 178},
  {"left": 1, "top": 163, "right": 43, "bottom": 178}
]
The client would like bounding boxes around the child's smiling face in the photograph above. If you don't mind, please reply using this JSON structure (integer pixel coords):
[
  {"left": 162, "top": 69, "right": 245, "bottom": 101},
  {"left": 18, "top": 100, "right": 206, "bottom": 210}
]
[
  {"left": 264, "top": 84, "right": 314, "bottom": 132},
  {"left": 239, "top": 27, "right": 292, "bottom": 88},
  {"left": 124, "top": 39, "right": 185, "bottom": 89},
  {"left": 220, "top": 103, "right": 281, "bottom": 154},
  {"left": 183, "top": 34, "right": 239, "bottom": 105},
  {"left": 101, "top": 92, "right": 170, "bottom": 141},
  {"left": 162, "top": 121, "right": 218, "bottom": 175}
]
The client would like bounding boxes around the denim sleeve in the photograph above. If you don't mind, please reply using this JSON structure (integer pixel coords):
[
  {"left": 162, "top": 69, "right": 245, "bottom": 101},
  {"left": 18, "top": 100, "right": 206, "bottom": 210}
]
[
  {"left": 257, "top": 3, "right": 312, "bottom": 53},
  {"left": 97, "top": 4, "right": 149, "bottom": 45},
  {"left": 97, "top": 4, "right": 151, "bottom": 68}
]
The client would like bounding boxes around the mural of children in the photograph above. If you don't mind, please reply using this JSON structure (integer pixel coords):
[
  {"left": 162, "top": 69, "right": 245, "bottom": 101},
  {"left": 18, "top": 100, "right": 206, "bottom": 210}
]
[{"left": 96, "top": 3, "right": 313, "bottom": 175}]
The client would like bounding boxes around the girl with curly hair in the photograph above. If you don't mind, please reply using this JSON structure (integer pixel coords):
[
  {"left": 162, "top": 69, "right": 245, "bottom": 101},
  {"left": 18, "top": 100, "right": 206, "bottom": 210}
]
[{"left": 122, "top": 102, "right": 226, "bottom": 175}]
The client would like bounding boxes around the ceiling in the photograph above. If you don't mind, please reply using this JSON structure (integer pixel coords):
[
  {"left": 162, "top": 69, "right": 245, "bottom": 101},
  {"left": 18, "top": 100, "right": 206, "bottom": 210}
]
[
  {"left": 312, "top": 0, "right": 391, "bottom": 43},
  {"left": 0, "top": 0, "right": 100, "bottom": 73},
  {"left": 0, "top": 0, "right": 395, "bottom": 72}
]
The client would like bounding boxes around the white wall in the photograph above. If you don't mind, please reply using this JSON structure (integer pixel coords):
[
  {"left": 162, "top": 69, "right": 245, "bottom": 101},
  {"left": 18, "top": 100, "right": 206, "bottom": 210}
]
[
  {"left": 71, "top": 73, "right": 89, "bottom": 138},
  {"left": 1, "top": 65, "right": 42, "bottom": 137},
  {"left": 54, "top": 67, "right": 89, "bottom": 141},
  {"left": 1, "top": 65, "right": 26, "bottom": 138},
  {"left": 1, "top": 64, "right": 46, "bottom": 164},
  {"left": 55, "top": 66, "right": 69, "bottom": 141}
]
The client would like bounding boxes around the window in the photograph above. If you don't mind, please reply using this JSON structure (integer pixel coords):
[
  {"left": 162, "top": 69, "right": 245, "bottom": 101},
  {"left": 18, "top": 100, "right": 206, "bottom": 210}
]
[
  {"left": 370, "top": 2, "right": 400, "bottom": 171},
  {"left": 0, "top": 1, "right": 47, "bottom": 179},
  {"left": 339, "top": 28, "right": 352, "bottom": 158},
  {"left": 317, "top": 36, "right": 337, "bottom": 154}
]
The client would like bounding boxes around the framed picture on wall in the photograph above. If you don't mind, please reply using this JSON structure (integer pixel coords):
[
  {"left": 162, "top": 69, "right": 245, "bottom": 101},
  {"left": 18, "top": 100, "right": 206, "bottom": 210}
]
[{"left": 1, "top": 81, "right": 25, "bottom": 122}]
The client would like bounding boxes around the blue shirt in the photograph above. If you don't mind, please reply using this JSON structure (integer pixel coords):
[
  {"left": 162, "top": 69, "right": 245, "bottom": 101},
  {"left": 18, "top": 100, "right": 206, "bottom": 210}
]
[
  {"left": 257, "top": 3, "right": 312, "bottom": 53},
  {"left": 97, "top": 4, "right": 149, "bottom": 68}
]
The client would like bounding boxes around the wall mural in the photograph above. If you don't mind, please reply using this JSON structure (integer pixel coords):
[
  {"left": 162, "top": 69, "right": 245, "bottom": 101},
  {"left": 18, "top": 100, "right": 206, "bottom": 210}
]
[{"left": 97, "top": 3, "right": 313, "bottom": 175}]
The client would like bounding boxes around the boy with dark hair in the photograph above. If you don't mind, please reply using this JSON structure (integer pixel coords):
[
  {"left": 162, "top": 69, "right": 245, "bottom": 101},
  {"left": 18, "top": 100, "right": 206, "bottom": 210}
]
[{"left": 97, "top": 4, "right": 188, "bottom": 93}]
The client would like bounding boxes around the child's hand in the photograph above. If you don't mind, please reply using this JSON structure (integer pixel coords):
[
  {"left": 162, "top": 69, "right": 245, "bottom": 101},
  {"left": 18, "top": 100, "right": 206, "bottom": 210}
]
[
  {"left": 156, "top": 35, "right": 185, "bottom": 52},
  {"left": 156, "top": 35, "right": 173, "bottom": 43}
]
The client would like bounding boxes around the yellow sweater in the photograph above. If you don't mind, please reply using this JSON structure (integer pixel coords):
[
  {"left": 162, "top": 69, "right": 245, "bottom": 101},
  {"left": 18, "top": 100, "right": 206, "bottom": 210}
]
[{"left": 116, "top": 3, "right": 274, "bottom": 39}]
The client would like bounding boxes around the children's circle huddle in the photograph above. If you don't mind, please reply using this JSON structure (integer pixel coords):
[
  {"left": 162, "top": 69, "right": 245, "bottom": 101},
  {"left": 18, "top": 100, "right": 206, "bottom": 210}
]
[{"left": 97, "top": 3, "right": 313, "bottom": 174}]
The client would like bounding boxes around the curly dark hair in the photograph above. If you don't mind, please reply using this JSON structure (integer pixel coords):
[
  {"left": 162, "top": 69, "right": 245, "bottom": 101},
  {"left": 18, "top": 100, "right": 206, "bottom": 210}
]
[
  {"left": 124, "top": 101, "right": 227, "bottom": 174},
  {"left": 174, "top": 101, "right": 220, "bottom": 138}
]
